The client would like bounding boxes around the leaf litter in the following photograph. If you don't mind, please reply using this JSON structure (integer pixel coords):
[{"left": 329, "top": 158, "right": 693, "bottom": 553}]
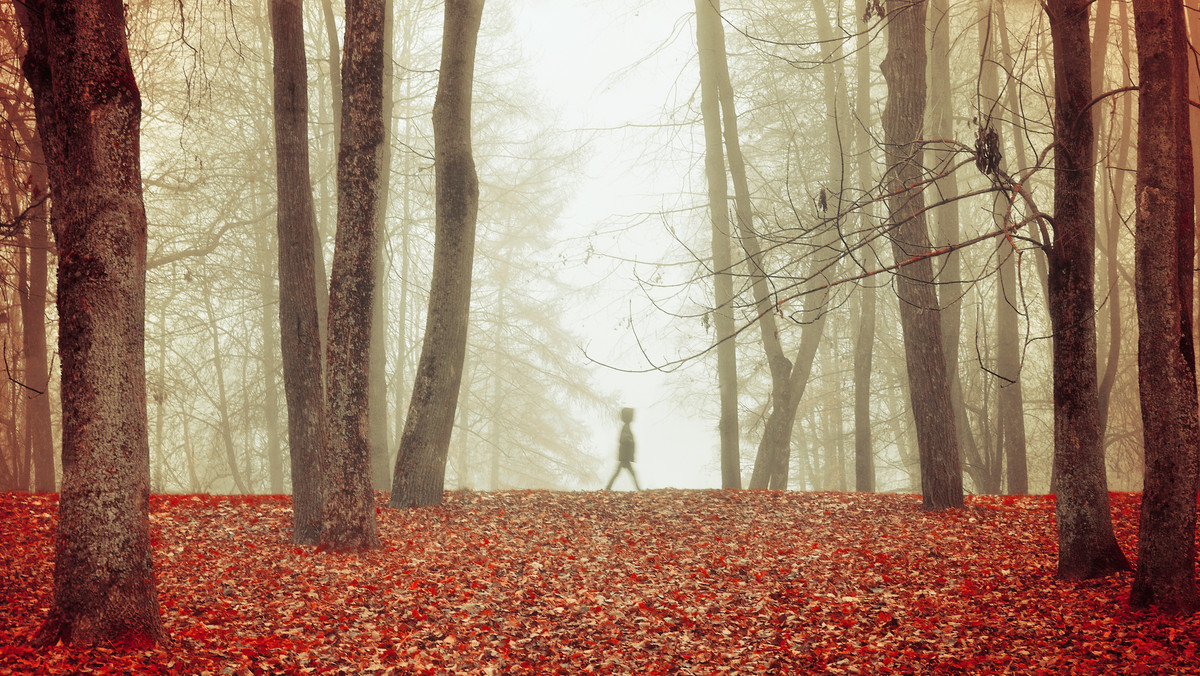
[{"left": 0, "top": 490, "right": 1197, "bottom": 674}]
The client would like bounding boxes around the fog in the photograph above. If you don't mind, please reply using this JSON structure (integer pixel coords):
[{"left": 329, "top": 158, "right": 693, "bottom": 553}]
[{"left": 0, "top": 0, "right": 1152, "bottom": 497}]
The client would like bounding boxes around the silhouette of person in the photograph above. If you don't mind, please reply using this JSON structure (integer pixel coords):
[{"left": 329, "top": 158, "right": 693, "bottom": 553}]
[{"left": 605, "top": 407, "right": 641, "bottom": 491}]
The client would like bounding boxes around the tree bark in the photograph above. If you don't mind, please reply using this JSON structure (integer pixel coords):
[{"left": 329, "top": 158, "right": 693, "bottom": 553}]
[
  {"left": 1044, "top": 0, "right": 1131, "bottom": 580},
  {"left": 17, "top": 0, "right": 164, "bottom": 648},
  {"left": 880, "top": 0, "right": 962, "bottom": 510},
  {"left": 391, "top": 0, "right": 485, "bottom": 508},
  {"left": 269, "top": 0, "right": 328, "bottom": 544},
  {"left": 1129, "top": 0, "right": 1199, "bottom": 615},
  {"left": 694, "top": 0, "right": 741, "bottom": 490},
  {"left": 321, "top": 0, "right": 385, "bottom": 550},
  {"left": 368, "top": 0, "right": 395, "bottom": 492}
]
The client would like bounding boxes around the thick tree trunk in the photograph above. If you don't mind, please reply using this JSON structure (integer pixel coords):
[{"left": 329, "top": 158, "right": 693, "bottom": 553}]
[
  {"left": 1129, "top": 0, "right": 1199, "bottom": 615},
  {"left": 391, "top": 0, "right": 485, "bottom": 508},
  {"left": 269, "top": 0, "right": 328, "bottom": 544},
  {"left": 880, "top": 0, "right": 962, "bottom": 510},
  {"left": 368, "top": 0, "right": 395, "bottom": 493},
  {"left": 17, "top": 0, "right": 164, "bottom": 648},
  {"left": 321, "top": 0, "right": 385, "bottom": 550},
  {"left": 694, "top": 0, "right": 741, "bottom": 490},
  {"left": 1044, "top": 0, "right": 1130, "bottom": 580}
]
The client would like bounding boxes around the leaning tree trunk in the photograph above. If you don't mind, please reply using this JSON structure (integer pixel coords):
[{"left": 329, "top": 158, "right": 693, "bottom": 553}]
[
  {"left": 391, "top": 0, "right": 485, "bottom": 509},
  {"left": 694, "top": 0, "right": 741, "bottom": 490},
  {"left": 269, "top": 0, "right": 328, "bottom": 545},
  {"left": 1043, "top": 0, "right": 1131, "bottom": 580},
  {"left": 880, "top": 0, "right": 962, "bottom": 510},
  {"left": 17, "top": 0, "right": 164, "bottom": 648},
  {"left": 321, "top": 0, "right": 385, "bottom": 551},
  {"left": 1129, "top": 0, "right": 1199, "bottom": 615}
]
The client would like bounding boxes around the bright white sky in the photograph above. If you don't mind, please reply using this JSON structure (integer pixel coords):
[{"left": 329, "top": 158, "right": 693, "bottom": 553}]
[{"left": 508, "top": 1, "right": 725, "bottom": 490}]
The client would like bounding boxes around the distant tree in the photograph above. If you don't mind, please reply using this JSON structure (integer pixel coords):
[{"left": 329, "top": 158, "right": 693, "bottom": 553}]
[
  {"left": 322, "top": 0, "right": 385, "bottom": 549},
  {"left": 978, "top": 1, "right": 1028, "bottom": 495},
  {"left": 391, "top": 0, "right": 485, "bottom": 508},
  {"left": 0, "top": 81, "right": 54, "bottom": 493},
  {"left": 694, "top": 0, "right": 741, "bottom": 490},
  {"left": 1043, "top": 0, "right": 1131, "bottom": 580},
  {"left": 1129, "top": 0, "right": 1199, "bottom": 615},
  {"left": 880, "top": 0, "right": 962, "bottom": 510},
  {"left": 16, "top": 0, "right": 164, "bottom": 647},
  {"left": 269, "top": 0, "right": 328, "bottom": 545},
  {"left": 851, "top": 0, "right": 877, "bottom": 494}
]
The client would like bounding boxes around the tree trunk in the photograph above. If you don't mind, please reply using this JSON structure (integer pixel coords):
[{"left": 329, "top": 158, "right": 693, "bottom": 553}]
[
  {"left": 255, "top": 221, "right": 285, "bottom": 494},
  {"left": 979, "top": 1, "right": 1027, "bottom": 495},
  {"left": 22, "top": 142, "right": 54, "bottom": 492},
  {"left": 17, "top": 0, "right": 164, "bottom": 647},
  {"left": 1044, "top": 0, "right": 1131, "bottom": 580},
  {"left": 368, "top": 0, "right": 395, "bottom": 492},
  {"left": 1096, "top": 7, "right": 1133, "bottom": 443},
  {"left": 391, "top": 0, "right": 485, "bottom": 508},
  {"left": 704, "top": 0, "right": 792, "bottom": 490},
  {"left": 927, "top": 0, "right": 980, "bottom": 493},
  {"left": 203, "top": 290, "right": 249, "bottom": 493},
  {"left": 269, "top": 0, "right": 328, "bottom": 545},
  {"left": 1129, "top": 0, "right": 1199, "bottom": 615},
  {"left": 880, "top": 0, "right": 962, "bottom": 510},
  {"left": 852, "top": 0, "right": 877, "bottom": 493},
  {"left": 321, "top": 0, "right": 386, "bottom": 550},
  {"left": 694, "top": 0, "right": 741, "bottom": 490}
]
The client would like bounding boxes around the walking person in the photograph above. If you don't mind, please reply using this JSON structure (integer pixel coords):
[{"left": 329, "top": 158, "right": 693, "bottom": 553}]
[{"left": 605, "top": 407, "right": 641, "bottom": 490}]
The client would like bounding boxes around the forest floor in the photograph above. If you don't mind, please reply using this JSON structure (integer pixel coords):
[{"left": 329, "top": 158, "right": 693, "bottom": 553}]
[{"left": 0, "top": 490, "right": 1197, "bottom": 675}]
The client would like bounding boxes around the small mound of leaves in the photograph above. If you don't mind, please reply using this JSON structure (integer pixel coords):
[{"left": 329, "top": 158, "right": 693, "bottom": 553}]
[{"left": 1, "top": 490, "right": 1197, "bottom": 674}]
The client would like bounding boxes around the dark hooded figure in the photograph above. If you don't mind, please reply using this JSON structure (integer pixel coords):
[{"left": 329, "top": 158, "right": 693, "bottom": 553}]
[{"left": 605, "top": 407, "right": 641, "bottom": 491}]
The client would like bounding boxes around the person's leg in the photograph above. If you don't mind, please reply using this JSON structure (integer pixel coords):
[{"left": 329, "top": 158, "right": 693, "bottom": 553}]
[
  {"left": 629, "top": 465, "right": 641, "bottom": 491},
  {"left": 605, "top": 464, "right": 621, "bottom": 490}
]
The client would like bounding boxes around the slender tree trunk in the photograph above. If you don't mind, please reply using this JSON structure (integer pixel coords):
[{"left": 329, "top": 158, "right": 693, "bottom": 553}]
[
  {"left": 255, "top": 221, "right": 285, "bottom": 494},
  {"left": 1044, "top": 0, "right": 1131, "bottom": 580},
  {"left": 22, "top": 144, "right": 53, "bottom": 492},
  {"left": 880, "top": 0, "right": 962, "bottom": 510},
  {"left": 1096, "top": 10, "right": 1133, "bottom": 442},
  {"left": 321, "top": 0, "right": 386, "bottom": 550},
  {"left": 204, "top": 291, "right": 249, "bottom": 493},
  {"left": 269, "top": 0, "right": 328, "bottom": 544},
  {"left": 1095, "top": 0, "right": 1130, "bottom": 443},
  {"left": 391, "top": 0, "right": 485, "bottom": 508},
  {"left": 704, "top": 0, "right": 792, "bottom": 490},
  {"left": 979, "top": 1, "right": 1027, "bottom": 494},
  {"left": 694, "top": 0, "right": 741, "bottom": 490},
  {"left": 852, "top": 0, "right": 877, "bottom": 493},
  {"left": 17, "top": 0, "right": 164, "bottom": 647},
  {"left": 1129, "top": 0, "right": 1199, "bottom": 615}
]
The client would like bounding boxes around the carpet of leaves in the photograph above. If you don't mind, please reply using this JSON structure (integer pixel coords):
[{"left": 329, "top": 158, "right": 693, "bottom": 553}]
[{"left": 1, "top": 490, "right": 1198, "bottom": 674}]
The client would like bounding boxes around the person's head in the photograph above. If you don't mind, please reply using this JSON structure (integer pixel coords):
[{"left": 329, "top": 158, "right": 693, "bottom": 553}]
[{"left": 620, "top": 407, "right": 635, "bottom": 423}]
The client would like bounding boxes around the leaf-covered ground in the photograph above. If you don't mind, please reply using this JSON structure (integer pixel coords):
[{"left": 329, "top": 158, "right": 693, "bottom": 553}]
[{"left": 1, "top": 490, "right": 1198, "bottom": 675}]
